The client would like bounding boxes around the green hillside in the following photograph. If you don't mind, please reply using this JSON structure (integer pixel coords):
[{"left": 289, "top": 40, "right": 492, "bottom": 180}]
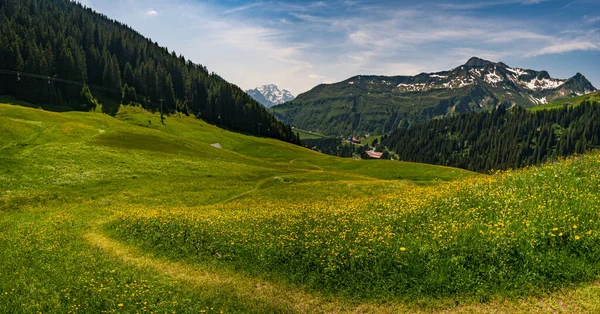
[
  {"left": 3, "top": 101, "right": 600, "bottom": 312},
  {"left": 529, "top": 91, "right": 600, "bottom": 111},
  {"left": 0, "top": 0, "right": 299, "bottom": 144}
]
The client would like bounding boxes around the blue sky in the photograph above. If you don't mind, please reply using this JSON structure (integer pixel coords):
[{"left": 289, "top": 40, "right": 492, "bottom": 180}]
[{"left": 79, "top": 0, "right": 599, "bottom": 95}]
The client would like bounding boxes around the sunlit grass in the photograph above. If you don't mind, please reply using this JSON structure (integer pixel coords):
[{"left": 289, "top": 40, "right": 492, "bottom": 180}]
[
  {"left": 108, "top": 153, "right": 600, "bottom": 299},
  {"left": 2, "top": 102, "right": 600, "bottom": 312}
]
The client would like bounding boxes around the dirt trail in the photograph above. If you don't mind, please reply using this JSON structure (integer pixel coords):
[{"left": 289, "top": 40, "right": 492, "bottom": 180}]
[
  {"left": 83, "top": 232, "right": 407, "bottom": 314},
  {"left": 84, "top": 231, "right": 600, "bottom": 314}
]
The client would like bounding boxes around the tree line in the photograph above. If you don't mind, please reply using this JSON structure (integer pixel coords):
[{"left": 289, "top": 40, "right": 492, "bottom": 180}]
[
  {"left": 303, "top": 137, "right": 389, "bottom": 159},
  {"left": 0, "top": 0, "right": 300, "bottom": 144},
  {"left": 382, "top": 102, "right": 600, "bottom": 173}
]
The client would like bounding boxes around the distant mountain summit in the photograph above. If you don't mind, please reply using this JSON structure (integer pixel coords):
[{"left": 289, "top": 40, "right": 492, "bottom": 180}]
[
  {"left": 271, "top": 57, "right": 596, "bottom": 136},
  {"left": 394, "top": 57, "right": 595, "bottom": 100},
  {"left": 246, "top": 84, "right": 295, "bottom": 108}
]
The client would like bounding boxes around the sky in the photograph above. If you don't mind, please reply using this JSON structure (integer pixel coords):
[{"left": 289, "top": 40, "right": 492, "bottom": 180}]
[{"left": 77, "top": 0, "right": 600, "bottom": 96}]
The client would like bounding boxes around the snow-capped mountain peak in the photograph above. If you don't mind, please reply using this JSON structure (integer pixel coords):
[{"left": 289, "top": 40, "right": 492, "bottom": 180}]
[
  {"left": 393, "top": 57, "right": 596, "bottom": 104},
  {"left": 246, "top": 84, "right": 295, "bottom": 108}
]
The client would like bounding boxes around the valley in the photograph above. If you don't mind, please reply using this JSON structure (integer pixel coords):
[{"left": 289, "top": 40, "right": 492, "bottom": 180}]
[
  {"left": 2, "top": 102, "right": 600, "bottom": 313},
  {"left": 2, "top": 0, "right": 600, "bottom": 313}
]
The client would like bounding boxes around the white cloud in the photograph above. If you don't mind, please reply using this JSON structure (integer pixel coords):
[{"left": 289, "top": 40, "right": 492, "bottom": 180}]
[
  {"left": 146, "top": 9, "right": 158, "bottom": 16},
  {"left": 526, "top": 41, "right": 599, "bottom": 56},
  {"left": 485, "top": 31, "right": 552, "bottom": 43},
  {"left": 436, "top": 0, "right": 550, "bottom": 10},
  {"left": 223, "top": 2, "right": 264, "bottom": 15},
  {"left": 584, "top": 15, "right": 600, "bottom": 24}
]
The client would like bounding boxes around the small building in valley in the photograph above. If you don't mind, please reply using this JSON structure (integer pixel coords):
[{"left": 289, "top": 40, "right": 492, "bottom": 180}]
[{"left": 362, "top": 150, "right": 383, "bottom": 159}]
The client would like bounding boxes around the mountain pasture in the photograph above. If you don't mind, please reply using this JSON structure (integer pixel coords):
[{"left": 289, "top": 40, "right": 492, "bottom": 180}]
[{"left": 2, "top": 102, "right": 600, "bottom": 313}]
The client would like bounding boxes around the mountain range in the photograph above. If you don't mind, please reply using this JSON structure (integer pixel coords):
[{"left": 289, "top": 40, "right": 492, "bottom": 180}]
[
  {"left": 271, "top": 57, "right": 596, "bottom": 136},
  {"left": 246, "top": 84, "right": 295, "bottom": 108}
]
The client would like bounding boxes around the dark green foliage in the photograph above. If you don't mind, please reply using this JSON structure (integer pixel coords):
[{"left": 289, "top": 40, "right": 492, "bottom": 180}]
[
  {"left": 0, "top": 0, "right": 300, "bottom": 144},
  {"left": 303, "top": 138, "right": 371, "bottom": 158},
  {"left": 304, "top": 137, "right": 391, "bottom": 159},
  {"left": 382, "top": 101, "right": 600, "bottom": 173}
]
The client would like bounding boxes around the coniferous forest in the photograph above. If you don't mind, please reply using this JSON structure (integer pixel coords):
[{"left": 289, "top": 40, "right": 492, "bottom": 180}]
[
  {"left": 382, "top": 102, "right": 600, "bottom": 173},
  {"left": 0, "top": 0, "right": 300, "bottom": 144}
]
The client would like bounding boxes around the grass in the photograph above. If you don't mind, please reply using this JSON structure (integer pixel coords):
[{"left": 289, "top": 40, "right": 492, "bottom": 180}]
[
  {"left": 2, "top": 100, "right": 600, "bottom": 312},
  {"left": 360, "top": 134, "right": 383, "bottom": 146},
  {"left": 107, "top": 154, "right": 600, "bottom": 300},
  {"left": 529, "top": 91, "right": 600, "bottom": 111},
  {"left": 292, "top": 127, "right": 327, "bottom": 139}
]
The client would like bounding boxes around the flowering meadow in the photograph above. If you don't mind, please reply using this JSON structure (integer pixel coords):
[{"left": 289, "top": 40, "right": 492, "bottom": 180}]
[
  {"left": 2, "top": 103, "right": 600, "bottom": 312},
  {"left": 109, "top": 153, "right": 600, "bottom": 299}
]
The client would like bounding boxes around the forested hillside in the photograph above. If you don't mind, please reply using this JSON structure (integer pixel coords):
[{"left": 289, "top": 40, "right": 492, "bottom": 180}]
[
  {"left": 382, "top": 101, "right": 600, "bottom": 172},
  {"left": 0, "top": 0, "right": 300, "bottom": 143}
]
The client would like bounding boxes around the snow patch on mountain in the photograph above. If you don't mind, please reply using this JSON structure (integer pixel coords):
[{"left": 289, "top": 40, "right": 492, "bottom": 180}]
[
  {"left": 469, "top": 68, "right": 484, "bottom": 77},
  {"left": 528, "top": 95, "right": 548, "bottom": 105},
  {"left": 397, "top": 83, "right": 429, "bottom": 91},
  {"left": 522, "top": 77, "right": 565, "bottom": 91},
  {"left": 484, "top": 69, "right": 503, "bottom": 86},
  {"left": 576, "top": 89, "right": 595, "bottom": 96},
  {"left": 506, "top": 68, "right": 528, "bottom": 77},
  {"left": 397, "top": 76, "right": 477, "bottom": 92}
]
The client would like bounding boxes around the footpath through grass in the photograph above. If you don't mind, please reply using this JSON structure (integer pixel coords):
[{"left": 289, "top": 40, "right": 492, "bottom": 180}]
[
  {"left": 2, "top": 102, "right": 600, "bottom": 313},
  {"left": 108, "top": 153, "right": 600, "bottom": 300}
]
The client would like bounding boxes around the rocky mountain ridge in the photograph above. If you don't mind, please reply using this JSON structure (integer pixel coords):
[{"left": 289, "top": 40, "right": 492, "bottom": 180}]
[{"left": 271, "top": 57, "right": 596, "bottom": 136}]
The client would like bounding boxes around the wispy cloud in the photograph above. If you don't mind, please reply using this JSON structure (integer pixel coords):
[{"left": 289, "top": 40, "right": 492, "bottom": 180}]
[
  {"left": 584, "top": 15, "right": 600, "bottom": 24},
  {"left": 436, "top": 0, "right": 550, "bottom": 10},
  {"left": 527, "top": 41, "right": 599, "bottom": 56},
  {"left": 145, "top": 9, "right": 158, "bottom": 16},
  {"left": 223, "top": 2, "right": 264, "bottom": 15},
  {"left": 84, "top": 0, "right": 600, "bottom": 94}
]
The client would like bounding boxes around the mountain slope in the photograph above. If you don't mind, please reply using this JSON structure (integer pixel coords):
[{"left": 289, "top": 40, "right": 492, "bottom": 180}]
[
  {"left": 0, "top": 100, "right": 475, "bottom": 312},
  {"left": 529, "top": 90, "right": 600, "bottom": 111},
  {"left": 381, "top": 99, "right": 600, "bottom": 173},
  {"left": 246, "top": 84, "right": 295, "bottom": 108},
  {"left": 271, "top": 57, "right": 596, "bottom": 136},
  {"left": 0, "top": 0, "right": 299, "bottom": 144}
]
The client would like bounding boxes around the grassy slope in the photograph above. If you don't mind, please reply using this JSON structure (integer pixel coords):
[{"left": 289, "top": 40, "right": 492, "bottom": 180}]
[
  {"left": 2, "top": 101, "right": 600, "bottom": 313},
  {"left": 529, "top": 91, "right": 600, "bottom": 111},
  {"left": 291, "top": 127, "right": 327, "bottom": 139},
  {"left": 0, "top": 102, "right": 472, "bottom": 313}
]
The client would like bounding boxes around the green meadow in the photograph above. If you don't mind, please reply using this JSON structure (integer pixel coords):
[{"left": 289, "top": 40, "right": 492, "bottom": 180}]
[{"left": 2, "top": 101, "right": 600, "bottom": 313}]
